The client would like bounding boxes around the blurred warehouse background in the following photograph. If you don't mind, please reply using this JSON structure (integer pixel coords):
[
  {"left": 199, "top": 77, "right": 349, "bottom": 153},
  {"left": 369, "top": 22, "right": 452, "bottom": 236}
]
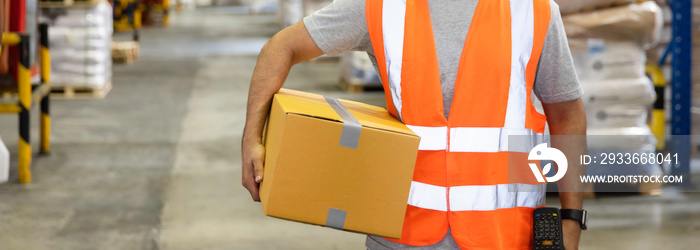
[{"left": 0, "top": 0, "right": 699, "bottom": 249}]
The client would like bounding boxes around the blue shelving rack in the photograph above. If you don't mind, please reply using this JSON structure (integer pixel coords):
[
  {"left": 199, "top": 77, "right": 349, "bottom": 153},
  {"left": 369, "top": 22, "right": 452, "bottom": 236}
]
[{"left": 663, "top": 0, "right": 692, "bottom": 179}]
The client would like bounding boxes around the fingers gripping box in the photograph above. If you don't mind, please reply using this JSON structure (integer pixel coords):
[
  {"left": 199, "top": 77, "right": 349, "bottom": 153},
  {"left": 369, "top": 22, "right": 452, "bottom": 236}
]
[{"left": 260, "top": 89, "right": 420, "bottom": 238}]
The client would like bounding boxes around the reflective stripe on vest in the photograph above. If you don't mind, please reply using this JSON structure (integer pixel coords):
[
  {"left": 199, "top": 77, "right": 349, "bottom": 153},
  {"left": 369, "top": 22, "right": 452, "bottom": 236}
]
[
  {"left": 408, "top": 181, "right": 547, "bottom": 212},
  {"left": 366, "top": 0, "right": 552, "bottom": 248},
  {"left": 407, "top": 125, "right": 545, "bottom": 152},
  {"left": 382, "top": 0, "right": 406, "bottom": 121}
]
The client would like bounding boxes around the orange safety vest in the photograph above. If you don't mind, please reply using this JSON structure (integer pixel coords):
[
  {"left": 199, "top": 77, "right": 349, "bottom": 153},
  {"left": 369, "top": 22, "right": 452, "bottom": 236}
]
[{"left": 366, "top": 0, "right": 552, "bottom": 249}]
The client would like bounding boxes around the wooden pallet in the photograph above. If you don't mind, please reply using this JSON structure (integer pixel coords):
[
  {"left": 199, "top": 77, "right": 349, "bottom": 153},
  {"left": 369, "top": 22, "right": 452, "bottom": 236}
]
[
  {"left": 50, "top": 80, "right": 112, "bottom": 99},
  {"left": 39, "top": 0, "right": 102, "bottom": 8},
  {"left": 339, "top": 78, "right": 382, "bottom": 93},
  {"left": 112, "top": 41, "right": 140, "bottom": 65}
]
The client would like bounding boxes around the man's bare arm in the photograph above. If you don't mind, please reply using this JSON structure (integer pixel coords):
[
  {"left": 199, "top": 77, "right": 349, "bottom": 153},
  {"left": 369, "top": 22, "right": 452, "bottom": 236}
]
[
  {"left": 242, "top": 22, "right": 324, "bottom": 201},
  {"left": 543, "top": 98, "right": 587, "bottom": 250}
]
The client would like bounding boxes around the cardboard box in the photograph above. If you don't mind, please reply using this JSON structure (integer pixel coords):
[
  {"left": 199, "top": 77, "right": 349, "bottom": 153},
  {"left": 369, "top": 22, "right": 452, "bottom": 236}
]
[{"left": 260, "top": 89, "right": 419, "bottom": 239}]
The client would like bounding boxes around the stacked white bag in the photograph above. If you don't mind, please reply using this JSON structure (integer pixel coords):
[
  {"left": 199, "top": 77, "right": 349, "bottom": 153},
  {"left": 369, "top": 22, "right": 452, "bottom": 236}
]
[
  {"left": 40, "top": 1, "right": 113, "bottom": 88},
  {"left": 573, "top": 40, "right": 654, "bottom": 129},
  {"left": 571, "top": 39, "right": 661, "bottom": 176}
]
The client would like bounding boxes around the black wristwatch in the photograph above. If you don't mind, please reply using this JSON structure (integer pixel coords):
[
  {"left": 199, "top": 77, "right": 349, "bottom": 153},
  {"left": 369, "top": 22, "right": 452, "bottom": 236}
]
[{"left": 560, "top": 209, "right": 588, "bottom": 231}]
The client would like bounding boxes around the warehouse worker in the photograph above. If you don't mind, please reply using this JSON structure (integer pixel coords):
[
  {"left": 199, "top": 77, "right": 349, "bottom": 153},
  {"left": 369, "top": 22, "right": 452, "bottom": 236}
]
[{"left": 242, "top": 0, "right": 587, "bottom": 249}]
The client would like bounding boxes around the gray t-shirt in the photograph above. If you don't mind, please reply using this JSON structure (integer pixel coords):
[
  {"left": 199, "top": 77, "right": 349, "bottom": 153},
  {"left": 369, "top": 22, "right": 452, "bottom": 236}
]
[
  {"left": 304, "top": 0, "right": 583, "bottom": 120},
  {"left": 303, "top": 0, "right": 581, "bottom": 249}
]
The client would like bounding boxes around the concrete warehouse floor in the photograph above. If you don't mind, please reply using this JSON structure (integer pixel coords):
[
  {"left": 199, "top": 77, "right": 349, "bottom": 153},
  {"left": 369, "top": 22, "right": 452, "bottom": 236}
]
[{"left": 0, "top": 6, "right": 699, "bottom": 250}]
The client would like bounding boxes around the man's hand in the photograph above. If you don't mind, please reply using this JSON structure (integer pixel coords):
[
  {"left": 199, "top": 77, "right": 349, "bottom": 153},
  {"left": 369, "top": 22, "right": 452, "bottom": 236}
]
[
  {"left": 562, "top": 219, "right": 581, "bottom": 250},
  {"left": 242, "top": 139, "right": 265, "bottom": 202},
  {"left": 241, "top": 21, "right": 323, "bottom": 202}
]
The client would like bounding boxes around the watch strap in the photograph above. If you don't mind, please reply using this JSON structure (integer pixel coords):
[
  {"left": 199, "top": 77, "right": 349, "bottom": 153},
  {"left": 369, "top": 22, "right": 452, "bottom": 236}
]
[{"left": 560, "top": 209, "right": 587, "bottom": 230}]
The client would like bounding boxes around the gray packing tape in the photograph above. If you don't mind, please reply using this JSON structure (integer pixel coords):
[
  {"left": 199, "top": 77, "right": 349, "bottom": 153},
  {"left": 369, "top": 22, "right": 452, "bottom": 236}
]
[
  {"left": 325, "top": 208, "right": 347, "bottom": 230},
  {"left": 325, "top": 96, "right": 362, "bottom": 149}
]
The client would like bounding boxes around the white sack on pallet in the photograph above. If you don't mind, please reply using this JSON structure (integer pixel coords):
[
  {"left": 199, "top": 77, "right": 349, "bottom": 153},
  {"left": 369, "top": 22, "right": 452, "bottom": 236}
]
[
  {"left": 53, "top": 61, "right": 111, "bottom": 76},
  {"left": 587, "top": 126, "right": 657, "bottom": 151},
  {"left": 563, "top": 1, "right": 663, "bottom": 48},
  {"left": 51, "top": 49, "right": 110, "bottom": 65},
  {"left": 49, "top": 26, "right": 112, "bottom": 42},
  {"left": 52, "top": 74, "right": 110, "bottom": 88},
  {"left": 340, "top": 51, "right": 382, "bottom": 87},
  {"left": 554, "top": 0, "right": 633, "bottom": 15},
  {"left": 48, "top": 27, "right": 111, "bottom": 50},
  {"left": 40, "top": 1, "right": 112, "bottom": 87},
  {"left": 586, "top": 104, "right": 649, "bottom": 128},
  {"left": 50, "top": 39, "right": 110, "bottom": 51},
  {"left": 571, "top": 39, "right": 647, "bottom": 80},
  {"left": 581, "top": 77, "right": 656, "bottom": 106},
  {"left": 582, "top": 77, "right": 656, "bottom": 129},
  {"left": 39, "top": 2, "right": 112, "bottom": 28}
]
